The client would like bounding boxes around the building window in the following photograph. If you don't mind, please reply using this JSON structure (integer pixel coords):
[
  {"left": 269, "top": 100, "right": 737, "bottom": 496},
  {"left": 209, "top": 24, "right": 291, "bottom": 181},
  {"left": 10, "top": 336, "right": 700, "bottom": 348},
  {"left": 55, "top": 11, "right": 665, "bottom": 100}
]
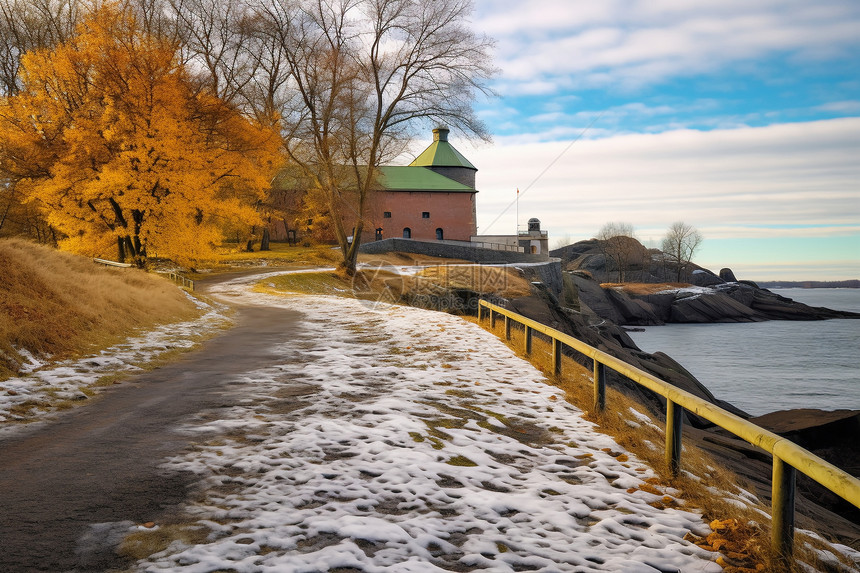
[
  {"left": 403, "top": 227, "right": 411, "bottom": 239},
  {"left": 436, "top": 228, "right": 444, "bottom": 240},
  {"left": 375, "top": 227, "right": 383, "bottom": 241},
  {"left": 422, "top": 211, "right": 430, "bottom": 219},
  {"left": 383, "top": 211, "right": 391, "bottom": 218}
]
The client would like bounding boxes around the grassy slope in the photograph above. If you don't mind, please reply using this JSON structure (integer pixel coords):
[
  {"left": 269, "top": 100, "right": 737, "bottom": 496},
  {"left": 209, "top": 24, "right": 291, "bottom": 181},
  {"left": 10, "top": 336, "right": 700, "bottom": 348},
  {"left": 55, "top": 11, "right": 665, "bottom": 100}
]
[{"left": 0, "top": 239, "right": 199, "bottom": 380}]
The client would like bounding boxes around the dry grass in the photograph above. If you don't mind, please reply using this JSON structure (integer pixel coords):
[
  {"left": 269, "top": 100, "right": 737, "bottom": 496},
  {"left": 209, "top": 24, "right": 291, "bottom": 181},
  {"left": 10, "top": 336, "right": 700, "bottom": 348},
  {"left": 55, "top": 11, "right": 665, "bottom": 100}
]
[
  {"left": 117, "top": 523, "right": 211, "bottom": 560},
  {"left": 601, "top": 282, "right": 692, "bottom": 295},
  {"left": 176, "top": 243, "right": 343, "bottom": 280},
  {"left": 0, "top": 239, "right": 199, "bottom": 380},
  {"left": 473, "top": 315, "right": 855, "bottom": 573},
  {"left": 357, "top": 251, "right": 473, "bottom": 267},
  {"left": 410, "top": 264, "right": 533, "bottom": 298},
  {"left": 211, "top": 242, "right": 343, "bottom": 265},
  {"left": 255, "top": 270, "right": 365, "bottom": 297}
]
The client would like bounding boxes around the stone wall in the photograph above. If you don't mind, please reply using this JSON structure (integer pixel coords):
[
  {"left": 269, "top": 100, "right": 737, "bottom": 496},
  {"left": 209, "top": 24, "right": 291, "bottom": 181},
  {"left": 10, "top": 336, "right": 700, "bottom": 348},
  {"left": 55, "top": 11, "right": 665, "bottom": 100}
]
[{"left": 359, "top": 238, "right": 553, "bottom": 264}]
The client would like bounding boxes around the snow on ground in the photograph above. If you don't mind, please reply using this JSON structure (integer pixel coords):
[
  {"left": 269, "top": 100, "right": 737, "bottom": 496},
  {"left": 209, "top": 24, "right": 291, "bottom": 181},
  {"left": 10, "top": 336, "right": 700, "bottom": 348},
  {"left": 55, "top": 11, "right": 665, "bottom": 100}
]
[
  {"left": 654, "top": 286, "right": 714, "bottom": 296},
  {"left": 0, "top": 293, "right": 231, "bottom": 430},
  {"left": 133, "top": 274, "right": 722, "bottom": 572}
]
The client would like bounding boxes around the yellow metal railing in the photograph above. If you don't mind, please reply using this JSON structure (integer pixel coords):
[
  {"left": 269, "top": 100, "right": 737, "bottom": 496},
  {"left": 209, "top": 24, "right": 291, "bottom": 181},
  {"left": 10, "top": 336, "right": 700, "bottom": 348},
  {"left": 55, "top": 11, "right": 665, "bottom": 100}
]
[
  {"left": 478, "top": 299, "right": 860, "bottom": 566},
  {"left": 164, "top": 271, "right": 195, "bottom": 291}
]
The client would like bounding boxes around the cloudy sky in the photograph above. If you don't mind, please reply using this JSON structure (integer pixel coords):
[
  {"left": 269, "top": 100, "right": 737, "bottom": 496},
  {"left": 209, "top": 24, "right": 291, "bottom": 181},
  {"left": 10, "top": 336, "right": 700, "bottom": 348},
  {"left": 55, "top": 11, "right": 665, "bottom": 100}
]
[{"left": 441, "top": 0, "right": 860, "bottom": 281}]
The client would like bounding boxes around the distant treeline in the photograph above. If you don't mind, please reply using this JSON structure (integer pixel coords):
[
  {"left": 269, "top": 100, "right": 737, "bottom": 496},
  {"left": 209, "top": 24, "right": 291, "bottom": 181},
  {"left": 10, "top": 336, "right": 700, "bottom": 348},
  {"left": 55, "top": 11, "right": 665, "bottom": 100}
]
[{"left": 758, "top": 280, "right": 860, "bottom": 289}]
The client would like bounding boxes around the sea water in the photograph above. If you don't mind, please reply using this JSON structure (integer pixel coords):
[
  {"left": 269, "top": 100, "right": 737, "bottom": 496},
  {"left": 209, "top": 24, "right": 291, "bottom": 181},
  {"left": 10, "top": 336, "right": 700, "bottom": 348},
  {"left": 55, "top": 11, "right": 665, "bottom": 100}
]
[{"left": 626, "top": 289, "right": 860, "bottom": 417}]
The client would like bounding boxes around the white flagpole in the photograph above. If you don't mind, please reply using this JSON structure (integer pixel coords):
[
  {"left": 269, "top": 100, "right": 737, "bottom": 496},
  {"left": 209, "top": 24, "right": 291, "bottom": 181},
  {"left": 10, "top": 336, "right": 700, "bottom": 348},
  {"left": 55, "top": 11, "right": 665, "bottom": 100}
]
[{"left": 516, "top": 188, "right": 519, "bottom": 235}]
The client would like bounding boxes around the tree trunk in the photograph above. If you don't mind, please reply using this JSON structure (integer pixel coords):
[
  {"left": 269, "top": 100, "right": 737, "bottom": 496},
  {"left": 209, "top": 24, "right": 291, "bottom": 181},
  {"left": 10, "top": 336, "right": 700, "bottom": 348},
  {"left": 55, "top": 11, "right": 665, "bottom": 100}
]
[
  {"left": 117, "top": 236, "right": 126, "bottom": 263},
  {"left": 260, "top": 228, "right": 270, "bottom": 251}
]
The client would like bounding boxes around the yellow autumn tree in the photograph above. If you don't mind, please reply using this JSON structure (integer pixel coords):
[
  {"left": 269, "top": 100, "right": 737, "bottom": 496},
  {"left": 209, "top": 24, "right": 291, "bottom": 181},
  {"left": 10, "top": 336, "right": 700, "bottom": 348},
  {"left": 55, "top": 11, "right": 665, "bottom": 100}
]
[{"left": 0, "top": 3, "right": 279, "bottom": 266}]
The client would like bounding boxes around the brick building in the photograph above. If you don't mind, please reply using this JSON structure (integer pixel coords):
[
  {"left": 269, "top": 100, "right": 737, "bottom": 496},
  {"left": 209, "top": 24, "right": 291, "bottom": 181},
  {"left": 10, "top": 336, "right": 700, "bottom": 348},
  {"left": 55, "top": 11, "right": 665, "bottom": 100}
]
[
  {"left": 270, "top": 128, "right": 478, "bottom": 244},
  {"left": 369, "top": 127, "right": 477, "bottom": 242}
]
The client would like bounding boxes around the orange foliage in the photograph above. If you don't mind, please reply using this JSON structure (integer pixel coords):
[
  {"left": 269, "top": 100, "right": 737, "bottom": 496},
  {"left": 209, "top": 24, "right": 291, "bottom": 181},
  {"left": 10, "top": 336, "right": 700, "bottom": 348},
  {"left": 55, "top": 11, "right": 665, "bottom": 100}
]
[{"left": 0, "top": 3, "right": 279, "bottom": 266}]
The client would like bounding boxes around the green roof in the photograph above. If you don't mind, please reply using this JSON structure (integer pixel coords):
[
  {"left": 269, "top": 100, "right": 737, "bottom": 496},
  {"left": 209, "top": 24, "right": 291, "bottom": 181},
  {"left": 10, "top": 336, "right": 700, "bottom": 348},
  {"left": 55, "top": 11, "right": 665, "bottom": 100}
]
[
  {"left": 378, "top": 166, "right": 473, "bottom": 192},
  {"left": 409, "top": 128, "right": 476, "bottom": 170}
]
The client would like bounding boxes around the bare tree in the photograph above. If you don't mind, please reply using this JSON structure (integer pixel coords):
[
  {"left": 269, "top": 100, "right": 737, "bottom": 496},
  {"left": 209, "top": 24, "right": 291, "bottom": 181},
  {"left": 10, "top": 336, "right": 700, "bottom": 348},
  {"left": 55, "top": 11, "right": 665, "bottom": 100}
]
[
  {"left": 0, "top": 0, "right": 82, "bottom": 242},
  {"left": 552, "top": 234, "right": 572, "bottom": 251},
  {"left": 596, "top": 222, "right": 643, "bottom": 283},
  {"left": 0, "top": 0, "right": 80, "bottom": 96},
  {"left": 661, "top": 221, "right": 703, "bottom": 282},
  {"left": 249, "top": 0, "right": 495, "bottom": 274},
  {"left": 167, "top": 0, "right": 259, "bottom": 105}
]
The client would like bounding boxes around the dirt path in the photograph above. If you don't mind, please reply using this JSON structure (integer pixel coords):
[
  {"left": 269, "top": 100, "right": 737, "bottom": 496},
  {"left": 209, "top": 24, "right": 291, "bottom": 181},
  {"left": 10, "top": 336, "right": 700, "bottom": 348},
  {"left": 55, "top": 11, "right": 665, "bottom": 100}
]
[{"left": 0, "top": 277, "right": 305, "bottom": 572}]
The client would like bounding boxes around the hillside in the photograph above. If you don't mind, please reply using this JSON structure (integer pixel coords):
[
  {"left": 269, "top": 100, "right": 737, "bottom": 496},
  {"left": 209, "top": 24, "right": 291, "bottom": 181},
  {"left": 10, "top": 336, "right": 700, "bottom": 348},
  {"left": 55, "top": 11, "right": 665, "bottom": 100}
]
[{"left": 0, "top": 239, "right": 199, "bottom": 380}]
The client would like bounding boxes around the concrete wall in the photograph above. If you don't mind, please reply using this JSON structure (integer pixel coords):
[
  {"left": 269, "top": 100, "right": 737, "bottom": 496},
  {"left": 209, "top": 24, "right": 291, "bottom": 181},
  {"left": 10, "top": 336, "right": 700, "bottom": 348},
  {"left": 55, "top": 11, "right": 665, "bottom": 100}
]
[
  {"left": 473, "top": 235, "right": 519, "bottom": 246},
  {"left": 359, "top": 238, "right": 551, "bottom": 263},
  {"left": 359, "top": 238, "right": 563, "bottom": 283}
]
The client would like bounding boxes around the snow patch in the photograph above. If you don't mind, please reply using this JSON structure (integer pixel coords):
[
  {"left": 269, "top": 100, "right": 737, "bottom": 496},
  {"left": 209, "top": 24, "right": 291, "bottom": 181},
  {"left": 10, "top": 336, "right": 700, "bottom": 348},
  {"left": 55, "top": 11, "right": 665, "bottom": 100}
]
[{"left": 134, "top": 276, "right": 722, "bottom": 572}]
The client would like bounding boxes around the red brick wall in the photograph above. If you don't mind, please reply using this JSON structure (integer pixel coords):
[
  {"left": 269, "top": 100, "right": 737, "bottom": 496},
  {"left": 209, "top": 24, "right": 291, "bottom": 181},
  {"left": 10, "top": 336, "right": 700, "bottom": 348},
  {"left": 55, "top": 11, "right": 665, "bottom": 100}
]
[{"left": 364, "top": 191, "right": 476, "bottom": 241}]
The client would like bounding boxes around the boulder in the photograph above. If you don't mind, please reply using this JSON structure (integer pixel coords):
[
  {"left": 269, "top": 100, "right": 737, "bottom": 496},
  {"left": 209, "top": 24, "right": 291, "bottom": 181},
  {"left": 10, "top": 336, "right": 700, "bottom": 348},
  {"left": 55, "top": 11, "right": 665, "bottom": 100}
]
[
  {"left": 691, "top": 269, "right": 724, "bottom": 287},
  {"left": 719, "top": 268, "right": 738, "bottom": 282}
]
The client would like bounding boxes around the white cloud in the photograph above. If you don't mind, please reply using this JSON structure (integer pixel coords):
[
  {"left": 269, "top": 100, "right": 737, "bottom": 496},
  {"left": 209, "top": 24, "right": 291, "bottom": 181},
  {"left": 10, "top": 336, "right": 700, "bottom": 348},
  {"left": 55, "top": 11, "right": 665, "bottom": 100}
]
[
  {"left": 816, "top": 100, "right": 860, "bottom": 114},
  {"left": 467, "top": 118, "right": 860, "bottom": 246},
  {"left": 475, "top": 0, "right": 860, "bottom": 89}
]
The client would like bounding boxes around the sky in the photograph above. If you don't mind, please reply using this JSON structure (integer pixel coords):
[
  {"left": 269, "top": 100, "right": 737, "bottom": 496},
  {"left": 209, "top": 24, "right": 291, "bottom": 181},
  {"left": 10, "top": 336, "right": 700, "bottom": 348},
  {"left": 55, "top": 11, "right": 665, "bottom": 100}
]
[{"left": 429, "top": 0, "right": 860, "bottom": 281}]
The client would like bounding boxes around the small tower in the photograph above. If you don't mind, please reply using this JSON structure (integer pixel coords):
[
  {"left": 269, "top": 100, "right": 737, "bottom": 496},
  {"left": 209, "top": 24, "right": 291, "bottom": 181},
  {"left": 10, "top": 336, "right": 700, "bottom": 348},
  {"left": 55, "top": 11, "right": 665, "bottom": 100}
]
[
  {"left": 409, "top": 127, "right": 477, "bottom": 189},
  {"left": 519, "top": 217, "right": 549, "bottom": 256}
]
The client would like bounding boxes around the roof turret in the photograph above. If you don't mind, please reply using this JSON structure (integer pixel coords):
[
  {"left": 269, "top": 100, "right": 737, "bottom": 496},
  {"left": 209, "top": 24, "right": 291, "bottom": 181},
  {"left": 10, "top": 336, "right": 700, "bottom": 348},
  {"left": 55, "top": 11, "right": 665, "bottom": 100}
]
[{"left": 409, "top": 127, "right": 476, "bottom": 170}]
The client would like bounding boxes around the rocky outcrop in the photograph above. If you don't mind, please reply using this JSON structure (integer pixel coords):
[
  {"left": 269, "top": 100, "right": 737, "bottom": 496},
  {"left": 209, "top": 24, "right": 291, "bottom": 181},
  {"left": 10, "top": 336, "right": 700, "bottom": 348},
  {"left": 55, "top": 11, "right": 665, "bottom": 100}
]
[
  {"left": 566, "top": 272, "right": 860, "bottom": 325},
  {"left": 503, "top": 284, "right": 749, "bottom": 424},
  {"left": 501, "top": 282, "right": 859, "bottom": 548},
  {"left": 553, "top": 239, "right": 860, "bottom": 322},
  {"left": 551, "top": 239, "right": 705, "bottom": 284},
  {"left": 669, "top": 290, "right": 759, "bottom": 322}
]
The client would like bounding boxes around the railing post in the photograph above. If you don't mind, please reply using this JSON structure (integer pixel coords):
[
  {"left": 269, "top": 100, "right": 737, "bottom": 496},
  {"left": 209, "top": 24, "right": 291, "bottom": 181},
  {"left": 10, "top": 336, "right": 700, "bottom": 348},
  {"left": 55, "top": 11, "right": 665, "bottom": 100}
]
[
  {"left": 665, "top": 400, "right": 683, "bottom": 476},
  {"left": 552, "top": 338, "right": 562, "bottom": 376},
  {"left": 771, "top": 457, "right": 796, "bottom": 570},
  {"left": 490, "top": 308, "right": 496, "bottom": 329},
  {"left": 477, "top": 302, "right": 483, "bottom": 322},
  {"left": 524, "top": 326, "right": 532, "bottom": 355},
  {"left": 593, "top": 360, "right": 606, "bottom": 412},
  {"left": 504, "top": 315, "right": 511, "bottom": 340}
]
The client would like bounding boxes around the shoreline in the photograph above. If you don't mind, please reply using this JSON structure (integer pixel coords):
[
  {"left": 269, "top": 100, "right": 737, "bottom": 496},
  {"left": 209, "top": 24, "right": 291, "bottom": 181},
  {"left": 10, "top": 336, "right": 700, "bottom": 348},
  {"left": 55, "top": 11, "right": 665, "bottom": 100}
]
[{"left": 501, "top": 283, "right": 860, "bottom": 548}]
